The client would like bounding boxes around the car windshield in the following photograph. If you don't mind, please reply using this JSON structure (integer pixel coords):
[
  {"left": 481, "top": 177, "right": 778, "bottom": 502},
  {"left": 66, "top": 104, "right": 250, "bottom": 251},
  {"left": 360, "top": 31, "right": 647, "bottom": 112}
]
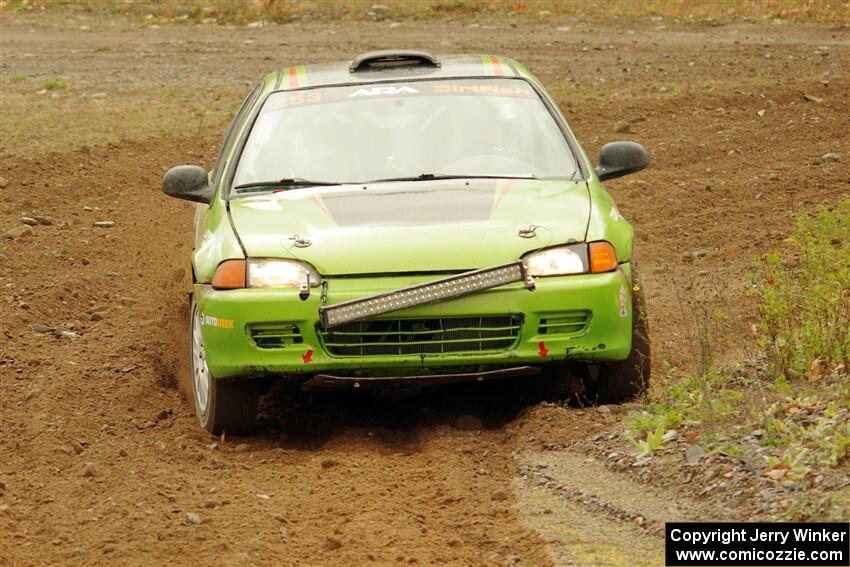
[{"left": 232, "top": 78, "right": 578, "bottom": 189}]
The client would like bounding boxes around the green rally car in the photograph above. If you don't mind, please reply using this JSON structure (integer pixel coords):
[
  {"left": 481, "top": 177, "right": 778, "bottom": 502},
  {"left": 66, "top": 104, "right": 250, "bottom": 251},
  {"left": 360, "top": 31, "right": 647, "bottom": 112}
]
[{"left": 163, "top": 50, "right": 651, "bottom": 434}]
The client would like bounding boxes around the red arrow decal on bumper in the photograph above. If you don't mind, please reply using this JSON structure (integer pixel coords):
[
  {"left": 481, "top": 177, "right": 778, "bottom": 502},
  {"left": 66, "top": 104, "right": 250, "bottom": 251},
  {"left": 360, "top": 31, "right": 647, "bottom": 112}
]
[{"left": 301, "top": 349, "right": 314, "bottom": 364}]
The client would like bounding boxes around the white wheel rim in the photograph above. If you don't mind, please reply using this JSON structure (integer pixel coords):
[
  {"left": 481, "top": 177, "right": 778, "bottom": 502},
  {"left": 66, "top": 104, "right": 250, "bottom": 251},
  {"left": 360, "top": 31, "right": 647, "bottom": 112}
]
[{"left": 192, "top": 307, "right": 211, "bottom": 416}]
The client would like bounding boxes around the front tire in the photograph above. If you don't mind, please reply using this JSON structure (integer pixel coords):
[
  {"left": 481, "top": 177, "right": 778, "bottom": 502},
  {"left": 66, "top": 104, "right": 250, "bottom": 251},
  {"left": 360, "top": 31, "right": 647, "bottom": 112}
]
[{"left": 190, "top": 299, "right": 258, "bottom": 435}]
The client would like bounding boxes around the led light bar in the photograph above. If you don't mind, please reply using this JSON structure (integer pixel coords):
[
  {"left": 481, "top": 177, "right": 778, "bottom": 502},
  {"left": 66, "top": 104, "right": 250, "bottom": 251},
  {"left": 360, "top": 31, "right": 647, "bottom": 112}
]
[{"left": 319, "top": 261, "right": 530, "bottom": 328}]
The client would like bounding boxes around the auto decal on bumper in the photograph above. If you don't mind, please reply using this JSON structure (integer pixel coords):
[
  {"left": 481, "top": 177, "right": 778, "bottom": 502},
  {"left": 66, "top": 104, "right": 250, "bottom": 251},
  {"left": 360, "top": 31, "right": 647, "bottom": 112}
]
[{"left": 618, "top": 285, "right": 628, "bottom": 317}]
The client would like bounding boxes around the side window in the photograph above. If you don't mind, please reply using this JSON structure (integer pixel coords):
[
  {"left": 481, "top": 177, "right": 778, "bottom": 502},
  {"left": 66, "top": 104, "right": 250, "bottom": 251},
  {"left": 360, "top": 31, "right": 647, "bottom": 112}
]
[{"left": 211, "top": 82, "right": 263, "bottom": 187}]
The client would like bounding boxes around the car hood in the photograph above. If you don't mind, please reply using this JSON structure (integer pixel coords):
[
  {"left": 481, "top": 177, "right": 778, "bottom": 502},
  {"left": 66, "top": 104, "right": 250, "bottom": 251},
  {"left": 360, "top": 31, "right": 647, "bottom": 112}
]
[{"left": 229, "top": 178, "right": 590, "bottom": 275}]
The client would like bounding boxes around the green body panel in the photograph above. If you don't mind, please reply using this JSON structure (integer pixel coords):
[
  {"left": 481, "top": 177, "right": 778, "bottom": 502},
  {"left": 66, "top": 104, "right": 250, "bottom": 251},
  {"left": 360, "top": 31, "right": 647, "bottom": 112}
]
[
  {"left": 184, "top": 53, "right": 640, "bottom": 379},
  {"left": 194, "top": 263, "right": 634, "bottom": 379},
  {"left": 500, "top": 61, "right": 634, "bottom": 262},
  {"left": 585, "top": 178, "right": 634, "bottom": 262},
  {"left": 228, "top": 179, "right": 591, "bottom": 275},
  {"left": 191, "top": 76, "right": 279, "bottom": 282},
  {"left": 192, "top": 200, "right": 244, "bottom": 282}
]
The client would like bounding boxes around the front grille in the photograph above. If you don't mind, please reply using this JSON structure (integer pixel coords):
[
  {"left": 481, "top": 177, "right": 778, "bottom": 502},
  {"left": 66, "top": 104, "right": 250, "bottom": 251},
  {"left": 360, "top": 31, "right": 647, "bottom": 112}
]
[
  {"left": 538, "top": 311, "right": 591, "bottom": 337},
  {"left": 318, "top": 315, "right": 522, "bottom": 357},
  {"left": 248, "top": 323, "right": 303, "bottom": 349}
]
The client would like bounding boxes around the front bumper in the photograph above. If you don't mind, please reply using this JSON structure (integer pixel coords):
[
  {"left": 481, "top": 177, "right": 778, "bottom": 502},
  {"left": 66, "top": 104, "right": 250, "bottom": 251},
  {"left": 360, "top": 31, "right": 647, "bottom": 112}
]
[{"left": 194, "top": 263, "right": 634, "bottom": 380}]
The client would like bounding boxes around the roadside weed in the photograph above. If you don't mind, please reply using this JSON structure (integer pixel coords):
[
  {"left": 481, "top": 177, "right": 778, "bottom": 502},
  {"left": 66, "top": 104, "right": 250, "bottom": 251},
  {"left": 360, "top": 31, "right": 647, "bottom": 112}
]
[
  {"left": 627, "top": 423, "right": 668, "bottom": 458},
  {"left": 765, "top": 450, "right": 810, "bottom": 481},
  {"left": 781, "top": 492, "right": 850, "bottom": 522},
  {"left": 41, "top": 79, "right": 67, "bottom": 91},
  {"left": 753, "top": 200, "right": 850, "bottom": 380},
  {"left": 627, "top": 200, "right": 849, "bottom": 520}
]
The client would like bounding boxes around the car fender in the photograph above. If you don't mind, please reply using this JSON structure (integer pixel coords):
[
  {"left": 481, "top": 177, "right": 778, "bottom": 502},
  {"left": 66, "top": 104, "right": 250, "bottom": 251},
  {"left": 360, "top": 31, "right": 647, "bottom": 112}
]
[
  {"left": 584, "top": 178, "right": 633, "bottom": 263},
  {"left": 192, "top": 199, "right": 244, "bottom": 283}
]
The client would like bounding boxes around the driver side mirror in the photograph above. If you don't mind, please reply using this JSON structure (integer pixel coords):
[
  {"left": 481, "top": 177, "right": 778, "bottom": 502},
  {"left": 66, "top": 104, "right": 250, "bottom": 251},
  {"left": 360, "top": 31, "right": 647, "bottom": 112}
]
[
  {"left": 162, "top": 165, "right": 214, "bottom": 204},
  {"left": 594, "top": 141, "right": 649, "bottom": 182}
]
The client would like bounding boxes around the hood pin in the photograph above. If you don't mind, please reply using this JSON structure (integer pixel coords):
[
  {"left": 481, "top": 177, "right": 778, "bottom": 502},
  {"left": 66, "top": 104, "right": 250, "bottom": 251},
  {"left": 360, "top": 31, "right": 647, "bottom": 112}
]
[
  {"left": 288, "top": 234, "right": 312, "bottom": 248},
  {"left": 518, "top": 225, "right": 538, "bottom": 238}
]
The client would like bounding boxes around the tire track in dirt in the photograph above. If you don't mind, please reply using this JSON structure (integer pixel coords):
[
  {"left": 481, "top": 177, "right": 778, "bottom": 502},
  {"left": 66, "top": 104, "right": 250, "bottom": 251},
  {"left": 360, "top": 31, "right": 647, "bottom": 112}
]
[
  {"left": 0, "top": 140, "right": 563, "bottom": 565},
  {"left": 1, "top": 16, "right": 848, "bottom": 567},
  {"left": 2, "top": 80, "right": 848, "bottom": 567}
]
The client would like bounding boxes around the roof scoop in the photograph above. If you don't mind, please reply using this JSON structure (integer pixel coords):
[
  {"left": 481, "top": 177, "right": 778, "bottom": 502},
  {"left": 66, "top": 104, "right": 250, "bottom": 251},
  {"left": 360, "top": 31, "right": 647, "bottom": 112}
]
[{"left": 349, "top": 50, "right": 441, "bottom": 72}]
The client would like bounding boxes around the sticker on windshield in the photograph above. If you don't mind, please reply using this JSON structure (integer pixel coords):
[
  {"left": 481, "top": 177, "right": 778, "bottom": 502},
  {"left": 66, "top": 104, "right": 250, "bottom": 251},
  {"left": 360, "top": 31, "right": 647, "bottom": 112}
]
[
  {"left": 262, "top": 91, "right": 323, "bottom": 113},
  {"left": 349, "top": 85, "right": 419, "bottom": 97},
  {"left": 432, "top": 83, "right": 532, "bottom": 97},
  {"left": 261, "top": 78, "right": 539, "bottom": 116}
]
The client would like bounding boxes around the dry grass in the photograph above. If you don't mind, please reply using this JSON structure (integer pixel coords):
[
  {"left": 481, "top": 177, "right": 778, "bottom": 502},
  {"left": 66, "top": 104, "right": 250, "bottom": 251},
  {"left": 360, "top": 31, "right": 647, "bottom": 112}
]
[
  {"left": 627, "top": 200, "right": 850, "bottom": 521},
  {"left": 0, "top": 83, "right": 243, "bottom": 156},
  {"left": 3, "top": 0, "right": 848, "bottom": 24}
]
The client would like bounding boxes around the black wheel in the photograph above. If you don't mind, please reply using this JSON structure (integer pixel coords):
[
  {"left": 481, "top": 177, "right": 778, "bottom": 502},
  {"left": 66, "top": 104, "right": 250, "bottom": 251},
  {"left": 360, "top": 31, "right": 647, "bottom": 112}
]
[
  {"left": 583, "top": 268, "right": 651, "bottom": 404},
  {"left": 190, "top": 298, "right": 258, "bottom": 435}
]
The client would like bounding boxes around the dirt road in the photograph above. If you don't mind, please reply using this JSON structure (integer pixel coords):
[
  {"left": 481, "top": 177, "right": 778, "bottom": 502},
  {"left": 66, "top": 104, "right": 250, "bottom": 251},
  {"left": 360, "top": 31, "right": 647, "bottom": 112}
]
[{"left": 1, "top": 13, "right": 847, "bottom": 566}]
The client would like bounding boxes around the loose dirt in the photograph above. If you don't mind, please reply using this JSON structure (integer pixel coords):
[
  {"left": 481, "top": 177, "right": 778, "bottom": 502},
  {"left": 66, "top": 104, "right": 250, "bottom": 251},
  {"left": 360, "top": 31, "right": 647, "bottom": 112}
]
[{"left": 1, "top": 13, "right": 847, "bottom": 567}]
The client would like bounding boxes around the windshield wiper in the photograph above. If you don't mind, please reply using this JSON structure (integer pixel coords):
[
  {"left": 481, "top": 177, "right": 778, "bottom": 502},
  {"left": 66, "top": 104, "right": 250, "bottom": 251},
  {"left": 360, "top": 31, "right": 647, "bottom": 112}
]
[
  {"left": 363, "top": 173, "right": 539, "bottom": 184},
  {"left": 234, "top": 178, "right": 346, "bottom": 192}
]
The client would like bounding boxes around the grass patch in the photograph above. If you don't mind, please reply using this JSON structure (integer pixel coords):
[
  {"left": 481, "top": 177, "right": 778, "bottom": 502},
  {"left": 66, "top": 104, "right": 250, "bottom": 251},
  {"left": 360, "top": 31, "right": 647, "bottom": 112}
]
[
  {"left": 41, "top": 79, "right": 67, "bottom": 91},
  {"left": 627, "top": 422, "right": 669, "bottom": 457},
  {"left": 10, "top": 73, "right": 27, "bottom": 82},
  {"left": 625, "top": 363, "right": 744, "bottom": 438},
  {"left": 0, "top": 83, "right": 245, "bottom": 155},
  {"left": 753, "top": 200, "right": 850, "bottom": 381},
  {"left": 3, "top": 0, "right": 847, "bottom": 24},
  {"left": 628, "top": 199, "right": 850, "bottom": 520}
]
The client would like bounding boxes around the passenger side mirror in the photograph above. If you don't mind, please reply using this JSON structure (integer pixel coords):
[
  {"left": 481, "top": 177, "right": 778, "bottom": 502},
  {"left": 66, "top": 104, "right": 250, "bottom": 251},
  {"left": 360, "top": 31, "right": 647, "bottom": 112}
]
[
  {"left": 594, "top": 141, "right": 649, "bottom": 182},
  {"left": 162, "top": 165, "right": 213, "bottom": 204}
]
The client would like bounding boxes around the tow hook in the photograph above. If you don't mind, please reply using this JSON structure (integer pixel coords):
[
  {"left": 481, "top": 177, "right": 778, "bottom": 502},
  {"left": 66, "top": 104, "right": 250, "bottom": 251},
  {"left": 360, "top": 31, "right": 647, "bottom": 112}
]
[{"left": 299, "top": 274, "right": 310, "bottom": 301}]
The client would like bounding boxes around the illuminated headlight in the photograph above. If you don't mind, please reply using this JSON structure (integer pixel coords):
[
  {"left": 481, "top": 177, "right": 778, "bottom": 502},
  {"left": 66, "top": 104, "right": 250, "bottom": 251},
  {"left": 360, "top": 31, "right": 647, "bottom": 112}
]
[
  {"left": 524, "top": 244, "right": 588, "bottom": 277},
  {"left": 247, "top": 259, "right": 320, "bottom": 288}
]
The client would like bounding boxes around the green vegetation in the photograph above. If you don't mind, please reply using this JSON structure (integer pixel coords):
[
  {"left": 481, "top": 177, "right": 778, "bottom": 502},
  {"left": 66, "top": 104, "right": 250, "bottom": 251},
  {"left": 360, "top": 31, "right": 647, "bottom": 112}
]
[
  {"left": 11, "top": 73, "right": 27, "bottom": 81},
  {"left": 754, "top": 200, "right": 850, "bottom": 381},
  {"left": 628, "top": 200, "right": 850, "bottom": 520},
  {"left": 3, "top": 0, "right": 846, "bottom": 25},
  {"left": 0, "top": 84, "right": 243, "bottom": 155},
  {"left": 626, "top": 364, "right": 743, "bottom": 438},
  {"left": 627, "top": 423, "right": 668, "bottom": 457},
  {"left": 41, "top": 79, "right": 67, "bottom": 90}
]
